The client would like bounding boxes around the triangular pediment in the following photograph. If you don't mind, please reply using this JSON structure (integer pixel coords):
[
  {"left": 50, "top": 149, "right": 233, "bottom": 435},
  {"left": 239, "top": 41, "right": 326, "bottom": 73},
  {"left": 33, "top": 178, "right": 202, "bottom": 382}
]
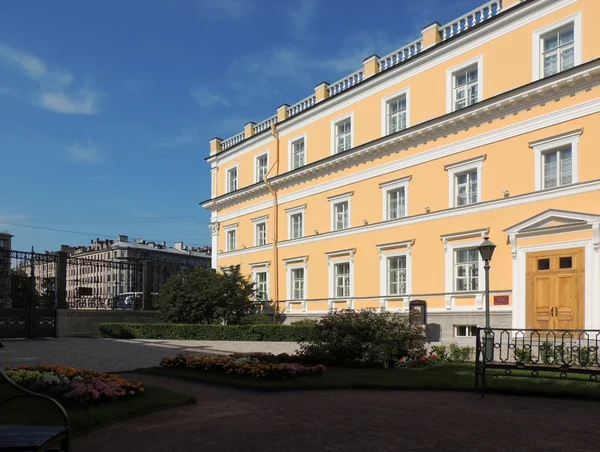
[{"left": 505, "top": 209, "right": 600, "bottom": 235}]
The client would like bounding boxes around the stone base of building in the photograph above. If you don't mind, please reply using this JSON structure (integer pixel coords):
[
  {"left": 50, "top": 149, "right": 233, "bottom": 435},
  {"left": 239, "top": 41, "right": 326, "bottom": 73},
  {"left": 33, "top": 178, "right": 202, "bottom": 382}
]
[{"left": 56, "top": 309, "right": 161, "bottom": 337}]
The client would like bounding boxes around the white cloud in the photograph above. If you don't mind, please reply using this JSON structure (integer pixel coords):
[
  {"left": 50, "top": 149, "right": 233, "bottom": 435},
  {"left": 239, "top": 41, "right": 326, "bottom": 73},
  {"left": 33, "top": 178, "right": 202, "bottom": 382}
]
[
  {"left": 67, "top": 141, "right": 104, "bottom": 164},
  {"left": 0, "top": 42, "right": 104, "bottom": 115},
  {"left": 196, "top": 0, "right": 255, "bottom": 19},
  {"left": 286, "top": 0, "right": 319, "bottom": 37},
  {"left": 191, "top": 88, "right": 229, "bottom": 108}
]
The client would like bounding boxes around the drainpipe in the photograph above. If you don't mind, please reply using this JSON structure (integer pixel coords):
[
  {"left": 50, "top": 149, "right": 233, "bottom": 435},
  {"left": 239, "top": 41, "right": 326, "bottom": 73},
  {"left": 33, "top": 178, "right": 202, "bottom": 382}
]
[{"left": 265, "top": 123, "right": 280, "bottom": 320}]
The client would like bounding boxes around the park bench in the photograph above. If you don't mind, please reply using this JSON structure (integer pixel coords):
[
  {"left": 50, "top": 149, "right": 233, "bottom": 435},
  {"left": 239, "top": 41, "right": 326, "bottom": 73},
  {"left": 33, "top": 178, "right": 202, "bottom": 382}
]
[
  {"left": 0, "top": 352, "right": 70, "bottom": 452},
  {"left": 475, "top": 327, "right": 600, "bottom": 396}
]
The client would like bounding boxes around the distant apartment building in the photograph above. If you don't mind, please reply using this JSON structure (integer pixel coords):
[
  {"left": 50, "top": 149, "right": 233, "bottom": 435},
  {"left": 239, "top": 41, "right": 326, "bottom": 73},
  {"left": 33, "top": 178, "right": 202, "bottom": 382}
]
[
  {"left": 0, "top": 232, "right": 13, "bottom": 303},
  {"left": 201, "top": 0, "right": 600, "bottom": 340}
]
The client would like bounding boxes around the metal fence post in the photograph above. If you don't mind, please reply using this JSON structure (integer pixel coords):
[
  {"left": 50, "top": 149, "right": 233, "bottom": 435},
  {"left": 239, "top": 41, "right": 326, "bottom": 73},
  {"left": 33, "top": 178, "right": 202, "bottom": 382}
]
[
  {"left": 56, "top": 251, "right": 68, "bottom": 310},
  {"left": 28, "top": 248, "right": 36, "bottom": 339},
  {"left": 142, "top": 261, "right": 153, "bottom": 310}
]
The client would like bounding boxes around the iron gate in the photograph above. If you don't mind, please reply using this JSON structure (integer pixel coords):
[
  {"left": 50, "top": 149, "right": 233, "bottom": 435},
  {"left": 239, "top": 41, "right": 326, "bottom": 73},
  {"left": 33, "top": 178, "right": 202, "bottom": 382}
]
[{"left": 0, "top": 249, "right": 57, "bottom": 339}]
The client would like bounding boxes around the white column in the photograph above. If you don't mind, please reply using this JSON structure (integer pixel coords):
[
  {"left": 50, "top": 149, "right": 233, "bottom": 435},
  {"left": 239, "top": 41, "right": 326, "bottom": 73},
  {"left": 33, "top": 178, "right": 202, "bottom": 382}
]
[{"left": 210, "top": 221, "right": 219, "bottom": 270}]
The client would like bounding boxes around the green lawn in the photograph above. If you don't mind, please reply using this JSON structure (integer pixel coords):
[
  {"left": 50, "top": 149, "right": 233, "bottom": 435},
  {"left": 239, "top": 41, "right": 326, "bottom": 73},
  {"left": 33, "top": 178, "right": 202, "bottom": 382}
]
[
  {"left": 0, "top": 385, "right": 196, "bottom": 437},
  {"left": 138, "top": 363, "right": 600, "bottom": 400}
]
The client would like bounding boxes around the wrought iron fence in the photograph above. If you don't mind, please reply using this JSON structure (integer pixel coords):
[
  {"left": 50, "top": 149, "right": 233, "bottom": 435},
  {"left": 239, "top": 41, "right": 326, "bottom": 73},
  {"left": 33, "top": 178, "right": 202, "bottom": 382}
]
[
  {"left": 0, "top": 249, "right": 58, "bottom": 338},
  {"left": 475, "top": 327, "right": 600, "bottom": 396}
]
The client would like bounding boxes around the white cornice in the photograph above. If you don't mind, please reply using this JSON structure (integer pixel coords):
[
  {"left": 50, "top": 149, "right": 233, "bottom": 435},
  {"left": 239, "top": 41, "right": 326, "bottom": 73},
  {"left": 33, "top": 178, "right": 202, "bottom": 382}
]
[
  {"left": 219, "top": 244, "right": 272, "bottom": 258},
  {"left": 202, "top": 62, "right": 600, "bottom": 213}
]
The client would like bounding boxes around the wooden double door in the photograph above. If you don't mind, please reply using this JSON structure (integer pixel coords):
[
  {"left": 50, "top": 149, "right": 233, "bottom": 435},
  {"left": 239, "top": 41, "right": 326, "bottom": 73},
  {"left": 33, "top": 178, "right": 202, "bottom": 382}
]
[{"left": 526, "top": 247, "right": 584, "bottom": 330}]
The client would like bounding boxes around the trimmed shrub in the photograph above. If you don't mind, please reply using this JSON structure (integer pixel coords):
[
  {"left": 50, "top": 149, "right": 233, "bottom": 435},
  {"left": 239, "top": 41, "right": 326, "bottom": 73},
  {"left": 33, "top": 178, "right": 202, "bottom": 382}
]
[
  {"left": 298, "top": 309, "right": 427, "bottom": 368},
  {"left": 99, "top": 323, "right": 315, "bottom": 342},
  {"left": 238, "top": 313, "right": 286, "bottom": 325}
]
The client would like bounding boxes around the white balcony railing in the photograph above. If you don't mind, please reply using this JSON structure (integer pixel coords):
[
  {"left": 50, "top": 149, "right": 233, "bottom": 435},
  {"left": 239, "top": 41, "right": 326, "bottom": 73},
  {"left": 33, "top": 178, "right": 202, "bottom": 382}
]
[
  {"left": 440, "top": 0, "right": 503, "bottom": 41},
  {"left": 328, "top": 69, "right": 365, "bottom": 97},
  {"left": 287, "top": 95, "right": 317, "bottom": 118},
  {"left": 377, "top": 38, "right": 423, "bottom": 71},
  {"left": 221, "top": 131, "right": 245, "bottom": 150},
  {"left": 253, "top": 115, "right": 277, "bottom": 134}
]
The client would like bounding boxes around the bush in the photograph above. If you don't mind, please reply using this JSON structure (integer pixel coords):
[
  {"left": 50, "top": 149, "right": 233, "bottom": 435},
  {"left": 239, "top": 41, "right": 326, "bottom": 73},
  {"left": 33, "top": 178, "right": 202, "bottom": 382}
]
[
  {"left": 291, "top": 319, "right": 319, "bottom": 327},
  {"left": 5, "top": 365, "right": 143, "bottom": 406},
  {"left": 298, "top": 309, "right": 427, "bottom": 368},
  {"left": 160, "top": 353, "right": 325, "bottom": 380},
  {"left": 238, "top": 313, "right": 286, "bottom": 325},
  {"left": 99, "top": 323, "right": 316, "bottom": 342}
]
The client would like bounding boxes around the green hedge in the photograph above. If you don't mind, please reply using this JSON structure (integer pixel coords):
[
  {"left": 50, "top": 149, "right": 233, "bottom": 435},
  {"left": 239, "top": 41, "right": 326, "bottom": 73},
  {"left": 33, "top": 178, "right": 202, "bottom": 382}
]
[{"left": 99, "top": 323, "right": 315, "bottom": 342}]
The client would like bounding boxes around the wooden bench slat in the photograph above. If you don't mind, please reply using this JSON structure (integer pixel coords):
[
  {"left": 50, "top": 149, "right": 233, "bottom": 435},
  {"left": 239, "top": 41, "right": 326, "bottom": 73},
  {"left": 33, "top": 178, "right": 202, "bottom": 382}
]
[{"left": 0, "top": 425, "right": 67, "bottom": 451}]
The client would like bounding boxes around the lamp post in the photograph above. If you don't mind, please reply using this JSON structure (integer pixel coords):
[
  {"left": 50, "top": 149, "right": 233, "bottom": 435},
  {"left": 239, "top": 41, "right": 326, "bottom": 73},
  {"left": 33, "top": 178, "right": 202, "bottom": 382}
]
[{"left": 478, "top": 236, "right": 496, "bottom": 361}]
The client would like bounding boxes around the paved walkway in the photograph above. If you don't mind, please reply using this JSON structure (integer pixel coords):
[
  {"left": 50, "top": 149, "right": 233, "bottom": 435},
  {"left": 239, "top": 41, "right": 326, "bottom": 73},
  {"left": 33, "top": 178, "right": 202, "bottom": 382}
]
[
  {"left": 0, "top": 338, "right": 298, "bottom": 372},
  {"left": 74, "top": 373, "right": 600, "bottom": 452}
]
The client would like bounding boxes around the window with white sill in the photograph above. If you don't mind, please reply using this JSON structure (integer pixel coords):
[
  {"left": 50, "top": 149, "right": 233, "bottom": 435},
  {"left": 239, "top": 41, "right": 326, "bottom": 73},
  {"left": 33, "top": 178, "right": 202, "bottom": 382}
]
[
  {"left": 454, "top": 248, "right": 479, "bottom": 292},
  {"left": 334, "top": 118, "right": 352, "bottom": 154},
  {"left": 531, "top": 130, "right": 580, "bottom": 191},
  {"left": 291, "top": 268, "right": 305, "bottom": 299},
  {"left": 452, "top": 65, "right": 479, "bottom": 111},
  {"left": 226, "top": 167, "right": 238, "bottom": 193},
  {"left": 291, "top": 137, "right": 306, "bottom": 170},
  {"left": 445, "top": 156, "right": 484, "bottom": 208},
  {"left": 386, "top": 187, "right": 406, "bottom": 220},
  {"left": 455, "top": 170, "right": 478, "bottom": 206},
  {"left": 226, "top": 229, "right": 237, "bottom": 252},
  {"left": 386, "top": 95, "right": 407, "bottom": 134},
  {"left": 290, "top": 213, "right": 303, "bottom": 239},
  {"left": 333, "top": 262, "right": 351, "bottom": 298},
  {"left": 332, "top": 201, "right": 349, "bottom": 231},
  {"left": 256, "top": 153, "right": 268, "bottom": 183},
  {"left": 387, "top": 256, "right": 407, "bottom": 296},
  {"left": 542, "top": 146, "right": 572, "bottom": 189},
  {"left": 454, "top": 325, "right": 477, "bottom": 337},
  {"left": 255, "top": 271, "right": 268, "bottom": 301},
  {"left": 255, "top": 221, "right": 267, "bottom": 246},
  {"left": 540, "top": 24, "right": 575, "bottom": 78}
]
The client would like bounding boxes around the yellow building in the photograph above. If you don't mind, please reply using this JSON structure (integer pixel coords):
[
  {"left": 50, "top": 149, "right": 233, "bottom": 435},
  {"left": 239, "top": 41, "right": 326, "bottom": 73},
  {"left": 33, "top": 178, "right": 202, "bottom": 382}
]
[{"left": 201, "top": 0, "right": 600, "bottom": 342}]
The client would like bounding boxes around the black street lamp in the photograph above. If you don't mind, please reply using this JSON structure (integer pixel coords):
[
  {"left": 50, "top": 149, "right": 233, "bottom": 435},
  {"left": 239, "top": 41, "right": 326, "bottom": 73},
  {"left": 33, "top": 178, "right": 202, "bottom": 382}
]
[{"left": 478, "top": 236, "right": 496, "bottom": 361}]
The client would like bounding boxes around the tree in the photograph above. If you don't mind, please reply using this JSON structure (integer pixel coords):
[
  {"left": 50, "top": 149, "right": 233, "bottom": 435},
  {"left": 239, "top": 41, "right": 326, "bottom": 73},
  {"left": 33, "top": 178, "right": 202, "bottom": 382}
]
[{"left": 157, "top": 265, "right": 258, "bottom": 324}]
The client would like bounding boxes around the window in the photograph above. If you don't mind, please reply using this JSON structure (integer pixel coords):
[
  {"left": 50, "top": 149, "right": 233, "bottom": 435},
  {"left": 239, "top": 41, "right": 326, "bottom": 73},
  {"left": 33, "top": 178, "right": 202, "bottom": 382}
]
[
  {"left": 290, "top": 136, "right": 306, "bottom": 170},
  {"left": 291, "top": 268, "right": 305, "bottom": 299},
  {"left": 379, "top": 176, "right": 410, "bottom": 221},
  {"left": 331, "top": 114, "right": 353, "bottom": 154},
  {"left": 531, "top": 130, "right": 580, "bottom": 191},
  {"left": 387, "top": 96, "right": 407, "bottom": 134},
  {"left": 328, "top": 192, "right": 352, "bottom": 231},
  {"left": 533, "top": 14, "right": 581, "bottom": 81},
  {"left": 542, "top": 146, "right": 572, "bottom": 189},
  {"left": 255, "top": 271, "right": 268, "bottom": 301},
  {"left": 0, "top": 239, "right": 4, "bottom": 249},
  {"left": 446, "top": 56, "right": 483, "bottom": 113},
  {"left": 541, "top": 25, "right": 574, "bottom": 78},
  {"left": 226, "top": 229, "right": 236, "bottom": 252},
  {"left": 454, "top": 325, "right": 477, "bottom": 337},
  {"left": 334, "top": 263, "right": 350, "bottom": 297},
  {"left": 445, "top": 156, "right": 484, "bottom": 208},
  {"left": 452, "top": 65, "right": 478, "bottom": 111},
  {"left": 286, "top": 205, "right": 306, "bottom": 240},
  {"left": 387, "top": 256, "right": 407, "bottom": 296},
  {"left": 455, "top": 170, "right": 478, "bottom": 206},
  {"left": 455, "top": 248, "right": 479, "bottom": 291},
  {"left": 226, "top": 166, "right": 238, "bottom": 193},
  {"left": 255, "top": 153, "right": 269, "bottom": 183},
  {"left": 333, "top": 201, "right": 349, "bottom": 230},
  {"left": 255, "top": 221, "right": 267, "bottom": 246}
]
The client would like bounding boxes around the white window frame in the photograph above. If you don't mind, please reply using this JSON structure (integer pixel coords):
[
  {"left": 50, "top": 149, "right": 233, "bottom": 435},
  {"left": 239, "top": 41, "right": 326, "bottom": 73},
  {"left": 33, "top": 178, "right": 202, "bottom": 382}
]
[
  {"left": 285, "top": 205, "right": 306, "bottom": 240},
  {"left": 532, "top": 13, "right": 582, "bottom": 82},
  {"left": 531, "top": 129, "right": 581, "bottom": 191},
  {"left": 225, "top": 164, "right": 238, "bottom": 193},
  {"left": 454, "top": 325, "right": 477, "bottom": 337},
  {"left": 223, "top": 223, "right": 238, "bottom": 252},
  {"left": 379, "top": 250, "right": 412, "bottom": 297},
  {"left": 445, "top": 155, "right": 485, "bottom": 208},
  {"left": 379, "top": 176, "right": 411, "bottom": 221},
  {"left": 284, "top": 257, "right": 308, "bottom": 302},
  {"left": 330, "top": 112, "right": 354, "bottom": 155},
  {"left": 288, "top": 133, "right": 307, "bottom": 171},
  {"left": 251, "top": 215, "right": 268, "bottom": 247},
  {"left": 328, "top": 192, "right": 353, "bottom": 232},
  {"left": 381, "top": 87, "right": 410, "bottom": 137},
  {"left": 326, "top": 250, "right": 355, "bottom": 306},
  {"left": 254, "top": 152, "right": 269, "bottom": 184},
  {"left": 445, "top": 55, "right": 484, "bottom": 113},
  {"left": 250, "top": 262, "right": 270, "bottom": 302}
]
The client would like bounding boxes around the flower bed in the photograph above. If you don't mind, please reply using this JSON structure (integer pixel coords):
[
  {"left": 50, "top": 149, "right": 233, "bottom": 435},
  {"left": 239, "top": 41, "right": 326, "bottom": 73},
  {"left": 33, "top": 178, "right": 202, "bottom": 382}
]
[
  {"left": 5, "top": 365, "right": 144, "bottom": 406},
  {"left": 160, "top": 354, "right": 326, "bottom": 380}
]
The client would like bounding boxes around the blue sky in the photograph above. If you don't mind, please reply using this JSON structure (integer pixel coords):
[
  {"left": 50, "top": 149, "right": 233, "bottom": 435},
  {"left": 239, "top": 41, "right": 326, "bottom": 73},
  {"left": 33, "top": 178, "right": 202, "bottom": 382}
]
[{"left": 0, "top": 0, "right": 485, "bottom": 251}]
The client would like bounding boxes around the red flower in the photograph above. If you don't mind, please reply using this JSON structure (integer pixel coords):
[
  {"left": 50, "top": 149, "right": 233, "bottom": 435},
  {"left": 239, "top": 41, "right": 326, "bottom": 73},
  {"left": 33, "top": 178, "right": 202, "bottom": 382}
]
[
  {"left": 431, "top": 355, "right": 437, "bottom": 359},
  {"left": 398, "top": 359, "right": 404, "bottom": 363},
  {"left": 419, "top": 357, "right": 426, "bottom": 362}
]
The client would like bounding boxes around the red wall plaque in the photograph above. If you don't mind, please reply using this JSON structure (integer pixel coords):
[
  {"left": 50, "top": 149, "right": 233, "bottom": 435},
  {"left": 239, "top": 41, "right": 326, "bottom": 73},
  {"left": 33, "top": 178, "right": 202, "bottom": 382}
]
[{"left": 494, "top": 295, "right": 509, "bottom": 306}]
